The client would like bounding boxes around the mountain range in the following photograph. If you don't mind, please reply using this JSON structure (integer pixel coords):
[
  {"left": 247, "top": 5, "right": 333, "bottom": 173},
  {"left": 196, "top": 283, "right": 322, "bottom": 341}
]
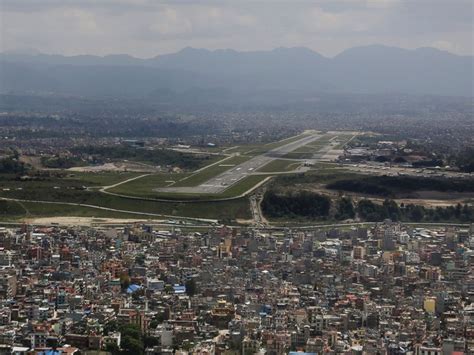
[{"left": 1, "top": 45, "right": 472, "bottom": 99}]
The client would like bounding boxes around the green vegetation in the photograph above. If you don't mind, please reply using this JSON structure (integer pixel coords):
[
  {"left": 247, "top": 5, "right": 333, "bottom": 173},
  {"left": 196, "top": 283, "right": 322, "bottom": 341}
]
[
  {"left": 0, "top": 151, "right": 273, "bottom": 220},
  {"left": 327, "top": 175, "right": 474, "bottom": 197},
  {"left": 261, "top": 188, "right": 357, "bottom": 222},
  {"left": 357, "top": 199, "right": 401, "bottom": 221},
  {"left": 258, "top": 159, "right": 301, "bottom": 172},
  {"left": 0, "top": 156, "right": 28, "bottom": 175},
  {"left": 173, "top": 155, "right": 251, "bottom": 187},
  {"left": 280, "top": 134, "right": 337, "bottom": 159},
  {"left": 107, "top": 173, "right": 190, "bottom": 196},
  {"left": 261, "top": 189, "right": 474, "bottom": 223},
  {"left": 64, "top": 171, "right": 144, "bottom": 186},
  {"left": 5, "top": 195, "right": 250, "bottom": 221},
  {"left": 223, "top": 145, "right": 264, "bottom": 155},
  {"left": 357, "top": 199, "right": 474, "bottom": 223},
  {"left": 280, "top": 151, "right": 314, "bottom": 159},
  {"left": 262, "top": 190, "right": 331, "bottom": 219},
  {"left": 71, "top": 145, "right": 220, "bottom": 170},
  {"left": 1, "top": 191, "right": 251, "bottom": 221},
  {"left": 0, "top": 201, "right": 161, "bottom": 220},
  {"left": 456, "top": 147, "right": 474, "bottom": 173},
  {"left": 224, "top": 133, "right": 310, "bottom": 156},
  {"left": 0, "top": 173, "right": 251, "bottom": 220},
  {"left": 104, "top": 323, "right": 154, "bottom": 355},
  {"left": 219, "top": 175, "right": 270, "bottom": 198},
  {"left": 335, "top": 197, "right": 355, "bottom": 220},
  {"left": 333, "top": 134, "right": 355, "bottom": 149},
  {"left": 272, "top": 172, "right": 474, "bottom": 198},
  {"left": 110, "top": 174, "right": 269, "bottom": 201},
  {"left": 259, "top": 133, "right": 311, "bottom": 151},
  {"left": 272, "top": 170, "right": 358, "bottom": 186},
  {"left": 185, "top": 278, "right": 197, "bottom": 296},
  {"left": 41, "top": 156, "right": 85, "bottom": 169},
  {"left": 0, "top": 200, "right": 28, "bottom": 217}
]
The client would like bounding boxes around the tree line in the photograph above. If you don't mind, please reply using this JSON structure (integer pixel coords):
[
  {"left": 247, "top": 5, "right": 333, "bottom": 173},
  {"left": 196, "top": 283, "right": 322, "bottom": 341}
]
[
  {"left": 0, "top": 155, "right": 28, "bottom": 175},
  {"left": 262, "top": 189, "right": 474, "bottom": 223}
]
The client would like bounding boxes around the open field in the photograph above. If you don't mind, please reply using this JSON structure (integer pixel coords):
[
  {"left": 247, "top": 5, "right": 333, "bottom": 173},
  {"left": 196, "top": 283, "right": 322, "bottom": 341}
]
[
  {"left": 0, "top": 200, "right": 161, "bottom": 221},
  {"left": 107, "top": 173, "right": 189, "bottom": 196},
  {"left": 172, "top": 155, "right": 252, "bottom": 187},
  {"left": 280, "top": 132, "right": 355, "bottom": 160},
  {"left": 109, "top": 174, "right": 270, "bottom": 201},
  {"left": 67, "top": 161, "right": 161, "bottom": 173},
  {"left": 257, "top": 159, "right": 302, "bottom": 173},
  {"left": 279, "top": 133, "right": 354, "bottom": 160},
  {"left": 0, "top": 190, "right": 252, "bottom": 221},
  {"left": 155, "top": 132, "right": 323, "bottom": 194},
  {"left": 224, "top": 132, "right": 312, "bottom": 156},
  {"left": 64, "top": 171, "right": 144, "bottom": 186},
  {"left": 268, "top": 170, "right": 474, "bottom": 207},
  {"left": 0, "top": 131, "right": 360, "bottom": 222},
  {"left": 0, "top": 173, "right": 252, "bottom": 220},
  {"left": 333, "top": 134, "right": 357, "bottom": 149}
]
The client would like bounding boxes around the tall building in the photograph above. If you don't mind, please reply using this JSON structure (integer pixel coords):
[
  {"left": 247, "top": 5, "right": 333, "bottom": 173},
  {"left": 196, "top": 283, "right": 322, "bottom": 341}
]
[{"left": 382, "top": 228, "right": 396, "bottom": 251}]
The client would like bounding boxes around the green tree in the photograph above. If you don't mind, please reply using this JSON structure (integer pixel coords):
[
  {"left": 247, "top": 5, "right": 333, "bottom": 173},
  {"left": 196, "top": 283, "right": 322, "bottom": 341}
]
[
  {"left": 135, "top": 254, "right": 146, "bottom": 266},
  {"left": 185, "top": 278, "right": 197, "bottom": 296},
  {"left": 121, "top": 336, "right": 143, "bottom": 354},
  {"left": 120, "top": 324, "right": 144, "bottom": 355},
  {"left": 382, "top": 199, "right": 401, "bottom": 221},
  {"left": 104, "top": 343, "right": 120, "bottom": 355},
  {"left": 357, "top": 199, "right": 384, "bottom": 222},
  {"left": 335, "top": 197, "right": 355, "bottom": 220},
  {"left": 408, "top": 205, "right": 425, "bottom": 222},
  {"left": 119, "top": 273, "right": 131, "bottom": 290},
  {"left": 143, "top": 335, "right": 160, "bottom": 348}
]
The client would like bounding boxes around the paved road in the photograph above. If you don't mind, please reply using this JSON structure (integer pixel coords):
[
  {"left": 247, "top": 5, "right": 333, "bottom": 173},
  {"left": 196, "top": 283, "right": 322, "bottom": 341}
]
[{"left": 155, "top": 133, "right": 323, "bottom": 194}]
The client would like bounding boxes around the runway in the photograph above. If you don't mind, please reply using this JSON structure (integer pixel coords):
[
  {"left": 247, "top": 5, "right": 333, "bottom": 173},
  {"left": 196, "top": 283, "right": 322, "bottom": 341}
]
[{"left": 155, "top": 133, "right": 324, "bottom": 194}]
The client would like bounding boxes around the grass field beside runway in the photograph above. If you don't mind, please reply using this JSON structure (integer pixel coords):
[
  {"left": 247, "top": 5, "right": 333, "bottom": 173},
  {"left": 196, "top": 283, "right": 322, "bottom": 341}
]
[
  {"left": 108, "top": 173, "right": 270, "bottom": 200},
  {"left": 257, "top": 159, "right": 302, "bottom": 172},
  {"left": 224, "top": 132, "right": 312, "bottom": 156},
  {"left": 64, "top": 171, "right": 144, "bottom": 186},
  {"left": 0, "top": 187, "right": 253, "bottom": 220},
  {"left": 172, "top": 155, "right": 252, "bottom": 187}
]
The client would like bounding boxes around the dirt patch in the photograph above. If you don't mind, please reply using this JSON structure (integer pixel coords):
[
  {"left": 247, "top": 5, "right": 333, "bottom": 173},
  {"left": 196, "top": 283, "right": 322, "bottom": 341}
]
[
  {"left": 19, "top": 155, "right": 43, "bottom": 169},
  {"left": 68, "top": 161, "right": 160, "bottom": 173},
  {"left": 235, "top": 218, "right": 254, "bottom": 225},
  {"left": 403, "top": 190, "right": 474, "bottom": 200},
  {"left": 22, "top": 216, "right": 164, "bottom": 226}
]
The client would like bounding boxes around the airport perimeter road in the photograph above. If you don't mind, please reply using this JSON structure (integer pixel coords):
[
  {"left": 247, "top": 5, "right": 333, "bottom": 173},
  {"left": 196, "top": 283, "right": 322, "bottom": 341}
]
[{"left": 155, "top": 133, "right": 324, "bottom": 194}]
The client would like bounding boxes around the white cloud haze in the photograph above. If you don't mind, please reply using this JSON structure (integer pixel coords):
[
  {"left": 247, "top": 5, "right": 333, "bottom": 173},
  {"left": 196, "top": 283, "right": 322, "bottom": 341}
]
[{"left": 0, "top": 0, "right": 472, "bottom": 57}]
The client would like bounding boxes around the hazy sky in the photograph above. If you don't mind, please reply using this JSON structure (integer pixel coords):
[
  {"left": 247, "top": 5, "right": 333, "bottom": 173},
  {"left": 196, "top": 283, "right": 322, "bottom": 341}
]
[{"left": 1, "top": 0, "right": 473, "bottom": 57}]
